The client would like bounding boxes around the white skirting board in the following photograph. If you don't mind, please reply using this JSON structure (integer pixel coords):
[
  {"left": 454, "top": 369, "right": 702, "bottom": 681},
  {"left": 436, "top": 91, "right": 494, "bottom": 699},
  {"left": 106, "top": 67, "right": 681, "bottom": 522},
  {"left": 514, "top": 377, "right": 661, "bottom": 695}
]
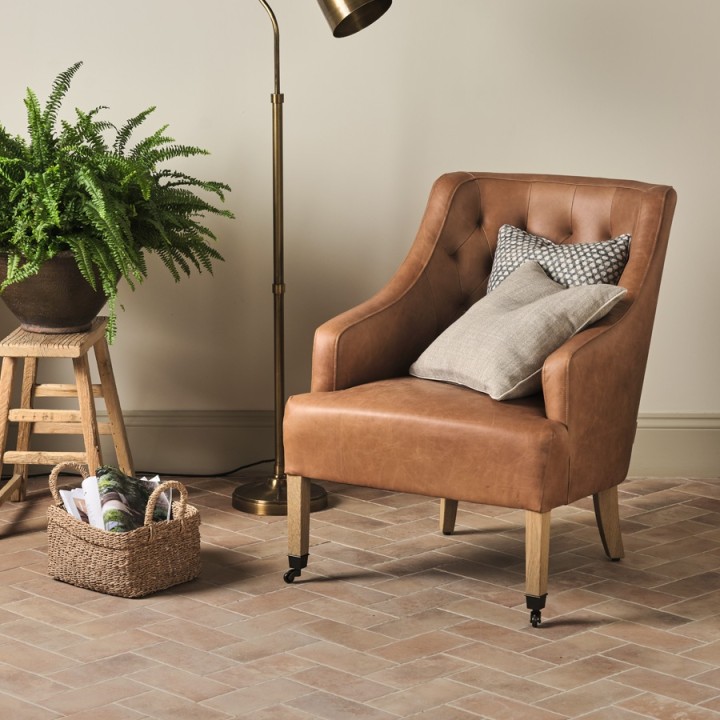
[{"left": 97, "top": 411, "right": 720, "bottom": 480}]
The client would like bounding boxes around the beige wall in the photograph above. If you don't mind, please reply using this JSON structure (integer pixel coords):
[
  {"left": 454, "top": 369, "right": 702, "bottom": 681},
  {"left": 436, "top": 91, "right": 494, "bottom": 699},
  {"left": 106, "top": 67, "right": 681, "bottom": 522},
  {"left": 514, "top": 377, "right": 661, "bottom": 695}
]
[{"left": 1, "top": 1, "right": 718, "bottom": 475}]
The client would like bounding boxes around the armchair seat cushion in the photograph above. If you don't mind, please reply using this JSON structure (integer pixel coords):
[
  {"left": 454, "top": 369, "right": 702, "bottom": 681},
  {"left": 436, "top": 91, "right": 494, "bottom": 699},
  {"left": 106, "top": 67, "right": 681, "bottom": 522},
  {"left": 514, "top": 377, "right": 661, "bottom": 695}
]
[{"left": 284, "top": 377, "right": 570, "bottom": 513}]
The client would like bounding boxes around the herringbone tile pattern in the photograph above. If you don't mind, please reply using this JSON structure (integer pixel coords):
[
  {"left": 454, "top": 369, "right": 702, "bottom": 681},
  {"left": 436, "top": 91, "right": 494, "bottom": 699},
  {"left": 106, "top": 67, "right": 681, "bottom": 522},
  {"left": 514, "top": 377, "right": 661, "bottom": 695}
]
[{"left": 1, "top": 472, "right": 719, "bottom": 718}]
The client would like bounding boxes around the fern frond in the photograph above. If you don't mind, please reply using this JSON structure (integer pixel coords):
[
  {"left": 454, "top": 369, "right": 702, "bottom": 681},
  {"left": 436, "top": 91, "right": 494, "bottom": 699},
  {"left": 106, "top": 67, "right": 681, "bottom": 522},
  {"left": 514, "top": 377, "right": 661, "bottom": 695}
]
[
  {"left": 114, "top": 107, "right": 156, "bottom": 155},
  {"left": 128, "top": 125, "right": 173, "bottom": 160},
  {"left": 24, "top": 88, "right": 53, "bottom": 166},
  {"left": 42, "top": 61, "right": 83, "bottom": 130}
]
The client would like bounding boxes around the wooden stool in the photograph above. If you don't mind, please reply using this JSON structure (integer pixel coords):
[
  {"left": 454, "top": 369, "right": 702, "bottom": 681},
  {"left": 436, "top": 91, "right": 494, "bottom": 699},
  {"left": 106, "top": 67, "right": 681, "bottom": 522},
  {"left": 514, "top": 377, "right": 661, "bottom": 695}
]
[{"left": 0, "top": 317, "right": 133, "bottom": 505}]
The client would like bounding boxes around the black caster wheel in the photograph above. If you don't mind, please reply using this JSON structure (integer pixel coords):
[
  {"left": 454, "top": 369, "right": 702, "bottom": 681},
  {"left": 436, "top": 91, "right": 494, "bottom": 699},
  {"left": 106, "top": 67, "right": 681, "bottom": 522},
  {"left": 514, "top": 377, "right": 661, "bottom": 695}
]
[
  {"left": 283, "top": 568, "right": 301, "bottom": 584},
  {"left": 530, "top": 609, "right": 542, "bottom": 628}
]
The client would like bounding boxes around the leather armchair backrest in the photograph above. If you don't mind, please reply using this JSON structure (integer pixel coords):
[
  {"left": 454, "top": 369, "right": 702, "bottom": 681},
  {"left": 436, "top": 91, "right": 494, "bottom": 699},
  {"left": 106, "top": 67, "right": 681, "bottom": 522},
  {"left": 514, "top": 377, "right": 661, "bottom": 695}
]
[{"left": 416, "top": 172, "right": 675, "bottom": 339}]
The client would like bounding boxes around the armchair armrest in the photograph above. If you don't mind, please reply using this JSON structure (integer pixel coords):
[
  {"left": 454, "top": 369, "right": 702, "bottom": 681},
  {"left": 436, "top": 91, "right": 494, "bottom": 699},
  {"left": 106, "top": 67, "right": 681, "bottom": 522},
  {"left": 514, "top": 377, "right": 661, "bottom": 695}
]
[
  {"left": 542, "top": 299, "right": 651, "bottom": 502},
  {"left": 311, "top": 172, "right": 486, "bottom": 392},
  {"left": 311, "top": 267, "right": 436, "bottom": 392}
]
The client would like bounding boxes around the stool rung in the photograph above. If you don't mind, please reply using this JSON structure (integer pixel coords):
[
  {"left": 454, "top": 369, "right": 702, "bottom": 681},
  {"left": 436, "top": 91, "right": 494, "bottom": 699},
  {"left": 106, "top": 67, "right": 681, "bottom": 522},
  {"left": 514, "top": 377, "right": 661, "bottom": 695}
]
[
  {"left": 33, "top": 421, "right": 112, "bottom": 435},
  {"left": 34, "top": 383, "right": 103, "bottom": 398},
  {"left": 4, "top": 450, "right": 87, "bottom": 465},
  {"left": 9, "top": 409, "right": 81, "bottom": 423}
]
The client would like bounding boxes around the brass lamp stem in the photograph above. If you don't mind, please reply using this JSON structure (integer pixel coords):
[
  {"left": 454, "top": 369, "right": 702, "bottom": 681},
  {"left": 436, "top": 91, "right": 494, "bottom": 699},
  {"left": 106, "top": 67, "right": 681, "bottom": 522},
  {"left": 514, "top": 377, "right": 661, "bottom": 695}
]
[
  {"left": 232, "top": 1, "right": 327, "bottom": 514},
  {"left": 257, "top": 0, "right": 286, "bottom": 482}
]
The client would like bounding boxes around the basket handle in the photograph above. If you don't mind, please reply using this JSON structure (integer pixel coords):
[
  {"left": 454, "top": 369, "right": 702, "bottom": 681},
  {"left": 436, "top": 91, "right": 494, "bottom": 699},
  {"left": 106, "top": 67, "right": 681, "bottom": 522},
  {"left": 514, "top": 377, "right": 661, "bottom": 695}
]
[
  {"left": 49, "top": 461, "right": 90, "bottom": 506},
  {"left": 144, "top": 480, "right": 189, "bottom": 526}
]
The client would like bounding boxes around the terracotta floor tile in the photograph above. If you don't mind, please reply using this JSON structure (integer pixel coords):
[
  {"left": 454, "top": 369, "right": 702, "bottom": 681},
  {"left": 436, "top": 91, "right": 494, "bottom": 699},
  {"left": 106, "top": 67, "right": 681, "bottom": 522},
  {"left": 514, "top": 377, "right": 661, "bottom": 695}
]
[
  {"left": 0, "top": 639, "right": 78, "bottom": 674},
  {"left": 595, "top": 619, "right": 702, "bottom": 653},
  {"left": 0, "top": 617, "right": 85, "bottom": 652},
  {"left": 127, "top": 664, "right": 235, "bottom": 703},
  {"left": 605, "top": 643, "right": 713, "bottom": 679},
  {"left": 119, "top": 689, "right": 231, "bottom": 719},
  {"left": 453, "top": 692, "right": 568, "bottom": 720},
  {"left": 291, "top": 665, "right": 394, "bottom": 703},
  {"left": 452, "top": 664, "right": 558, "bottom": 703},
  {"left": 214, "top": 629, "right": 317, "bottom": 663},
  {"left": 404, "top": 705, "right": 486, "bottom": 720},
  {"left": 531, "top": 654, "right": 631, "bottom": 690},
  {"left": 367, "top": 653, "right": 476, "bottom": 690},
  {"left": 291, "top": 642, "right": 397, "bottom": 676},
  {"left": 613, "top": 666, "right": 720, "bottom": 705},
  {"left": 41, "top": 677, "right": 148, "bottom": 715},
  {"left": 368, "top": 677, "right": 476, "bottom": 715},
  {"left": 536, "top": 679, "right": 640, "bottom": 716},
  {"left": 48, "top": 652, "right": 160, "bottom": 688},
  {"left": 0, "top": 662, "right": 70, "bottom": 702},
  {"left": 289, "top": 689, "right": 398, "bottom": 720},
  {"left": 370, "top": 630, "right": 471, "bottom": 663},
  {"left": 619, "top": 691, "right": 720, "bottom": 720},
  {"left": 135, "top": 639, "right": 236, "bottom": 676},
  {"left": 0, "top": 692, "right": 62, "bottom": 719}
]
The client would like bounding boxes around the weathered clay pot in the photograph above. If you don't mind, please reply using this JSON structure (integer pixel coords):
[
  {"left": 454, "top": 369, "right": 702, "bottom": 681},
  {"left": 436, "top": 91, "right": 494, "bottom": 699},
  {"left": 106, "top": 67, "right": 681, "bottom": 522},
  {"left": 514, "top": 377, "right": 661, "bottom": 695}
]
[{"left": 0, "top": 251, "right": 108, "bottom": 333}]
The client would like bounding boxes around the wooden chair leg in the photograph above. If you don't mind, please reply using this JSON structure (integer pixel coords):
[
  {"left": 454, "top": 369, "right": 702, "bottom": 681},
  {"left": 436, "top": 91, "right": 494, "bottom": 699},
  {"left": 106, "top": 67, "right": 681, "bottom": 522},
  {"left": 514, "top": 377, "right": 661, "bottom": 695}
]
[
  {"left": 285, "top": 474, "right": 310, "bottom": 583},
  {"left": 593, "top": 485, "right": 624, "bottom": 561},
  {"left": 525, "top": 510, "right": 551, "bottom": 627},
  {"left": 439, "top": 498, "right": 458, "bottom": 535}
]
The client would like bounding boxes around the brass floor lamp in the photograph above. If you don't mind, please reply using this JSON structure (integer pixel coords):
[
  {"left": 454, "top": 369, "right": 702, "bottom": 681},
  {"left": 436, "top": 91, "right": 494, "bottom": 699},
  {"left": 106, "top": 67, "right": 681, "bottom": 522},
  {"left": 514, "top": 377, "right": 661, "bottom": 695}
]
[{"left": 232, "top": 0, "right": 392, "bottom": 515}]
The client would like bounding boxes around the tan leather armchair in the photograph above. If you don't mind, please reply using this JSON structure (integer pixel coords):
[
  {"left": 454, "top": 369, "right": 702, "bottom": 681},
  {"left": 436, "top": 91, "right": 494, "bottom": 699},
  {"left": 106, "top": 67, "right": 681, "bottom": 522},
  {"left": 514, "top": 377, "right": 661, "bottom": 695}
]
[{"left": 282, "top": 172, "right": 676, "bottom": 626}]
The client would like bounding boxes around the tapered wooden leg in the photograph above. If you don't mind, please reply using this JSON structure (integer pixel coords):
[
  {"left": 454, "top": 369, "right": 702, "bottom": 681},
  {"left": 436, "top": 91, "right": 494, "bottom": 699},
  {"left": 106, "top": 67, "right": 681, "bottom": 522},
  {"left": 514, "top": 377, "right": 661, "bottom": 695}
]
[
  {"left": 439, "top": 498, "right": 458, "bottom": 535},
  {"left": 0, "top": 357, "right": 19, "bottom": 506},
  {"left": 593, "top": 486, "right": 624, "bottom": 561},
  {"left": 525, "top": 510, "right": 551, "bottom": 627},
  {"left": 73, "top": 354, "right": 101, "bottom": 473},
  {"left": 285, "top": 474, "right": 310, "bottom": 583},
  {"left": 94, "top": 336, "right": 134, "bottom": 476},
  {"left": 11, "top": 357, "right": 37, "bottom": 501}
]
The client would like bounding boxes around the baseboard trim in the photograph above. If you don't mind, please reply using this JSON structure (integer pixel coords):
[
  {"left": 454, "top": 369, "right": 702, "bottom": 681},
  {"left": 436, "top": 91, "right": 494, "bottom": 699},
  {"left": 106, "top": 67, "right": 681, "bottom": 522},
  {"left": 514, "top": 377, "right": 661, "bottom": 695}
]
[
  {"left": 631, "top": 413, "right": 720, "bottom": 478},
  {"left": 98, "top": 410, "right": 720, "bottom": 479}
]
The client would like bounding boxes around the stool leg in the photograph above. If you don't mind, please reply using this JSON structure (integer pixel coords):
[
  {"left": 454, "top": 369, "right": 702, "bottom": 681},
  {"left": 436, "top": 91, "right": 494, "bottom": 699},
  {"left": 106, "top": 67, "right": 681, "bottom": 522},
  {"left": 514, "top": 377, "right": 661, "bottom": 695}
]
[
  {"left": 73, "top": 354, "right": 102, "bottom": 473},
  {"left": 0, "top": 357, "right": 19, "bottom": 505},
  {"left": 93, "top": 336, "right": 133, "bottom": 476},
  {"left": 10, "top": 358, "right": 38, "bottom": 501}
]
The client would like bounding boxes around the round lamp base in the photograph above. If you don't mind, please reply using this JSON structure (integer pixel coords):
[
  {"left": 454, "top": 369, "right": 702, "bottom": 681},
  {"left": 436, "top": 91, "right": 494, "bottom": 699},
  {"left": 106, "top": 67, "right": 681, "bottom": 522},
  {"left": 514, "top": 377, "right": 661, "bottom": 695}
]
[{"left": 232, "top": 476, "right": 328, "bottom": 516}]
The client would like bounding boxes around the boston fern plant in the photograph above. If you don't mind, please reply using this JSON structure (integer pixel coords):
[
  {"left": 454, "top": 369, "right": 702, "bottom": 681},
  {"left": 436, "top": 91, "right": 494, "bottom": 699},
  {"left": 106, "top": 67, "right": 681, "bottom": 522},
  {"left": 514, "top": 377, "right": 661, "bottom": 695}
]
[{"left": 0, "top": 61, "right": 233, "bottom": 340}]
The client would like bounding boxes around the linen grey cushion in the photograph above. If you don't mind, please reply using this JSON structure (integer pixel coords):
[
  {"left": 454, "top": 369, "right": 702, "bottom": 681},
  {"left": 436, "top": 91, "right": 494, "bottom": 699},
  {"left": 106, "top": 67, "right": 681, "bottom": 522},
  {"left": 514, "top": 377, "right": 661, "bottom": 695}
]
[
  {"left": 409, "top": 261, "right": 627, "bottom": 400},
  {"left": 488, "top": 224, "right": 631, "bottom": 292}
]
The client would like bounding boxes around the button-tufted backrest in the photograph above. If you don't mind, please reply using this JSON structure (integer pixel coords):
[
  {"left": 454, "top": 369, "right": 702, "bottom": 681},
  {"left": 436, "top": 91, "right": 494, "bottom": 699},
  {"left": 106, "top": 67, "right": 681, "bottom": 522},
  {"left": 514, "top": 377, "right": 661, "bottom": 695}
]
[{"left": 416, "top": 172, "right": 673, "bottom": 338}]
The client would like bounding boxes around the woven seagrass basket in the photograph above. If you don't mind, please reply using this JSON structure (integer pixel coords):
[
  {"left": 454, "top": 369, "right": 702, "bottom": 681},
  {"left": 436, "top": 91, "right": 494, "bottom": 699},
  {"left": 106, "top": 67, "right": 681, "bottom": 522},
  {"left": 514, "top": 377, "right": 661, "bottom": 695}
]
[{"left": 47, "top": 461, "right": 201, "bottom": 598}]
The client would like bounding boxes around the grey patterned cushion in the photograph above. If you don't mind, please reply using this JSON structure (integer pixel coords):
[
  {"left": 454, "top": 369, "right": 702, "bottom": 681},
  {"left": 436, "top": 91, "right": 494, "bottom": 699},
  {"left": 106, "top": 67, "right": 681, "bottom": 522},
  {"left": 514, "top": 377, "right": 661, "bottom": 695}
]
[
  {"left": 410, "top": 261, "right": 627, "bottom": 400},
  {"left": 488, "top": 224, "right": 631, "bottom": 292}
]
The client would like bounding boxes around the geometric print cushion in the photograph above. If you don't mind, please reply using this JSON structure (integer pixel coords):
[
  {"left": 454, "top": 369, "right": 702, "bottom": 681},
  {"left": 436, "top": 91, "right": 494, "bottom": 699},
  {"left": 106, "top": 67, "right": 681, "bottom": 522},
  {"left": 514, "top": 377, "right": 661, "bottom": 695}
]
[{"left": 488, "top": 224, "right": 631, "bottom": 292}]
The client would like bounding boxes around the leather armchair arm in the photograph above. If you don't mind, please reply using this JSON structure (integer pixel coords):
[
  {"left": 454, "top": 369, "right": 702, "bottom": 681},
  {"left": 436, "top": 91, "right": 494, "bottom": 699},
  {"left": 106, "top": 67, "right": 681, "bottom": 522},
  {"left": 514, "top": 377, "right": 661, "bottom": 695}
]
[
  {"left": 310, "top": 172, "right": 485, "bottom": 392},
  {"left": 542, "top": 183, "right": 675, "bottom": 502},
  {"left": 542, "top": 298, "right": 652, "bottom": 502},
  {"left": 310, "top": 265, "right": 436, "bottom": 392}
]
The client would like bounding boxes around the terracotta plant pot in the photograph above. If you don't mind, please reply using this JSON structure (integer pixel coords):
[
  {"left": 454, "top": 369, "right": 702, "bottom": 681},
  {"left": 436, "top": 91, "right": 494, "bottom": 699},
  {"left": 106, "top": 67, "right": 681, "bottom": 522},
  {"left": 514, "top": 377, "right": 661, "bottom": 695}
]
[{"left": 0, "top": 252, "right": 108, "bottom": 334}]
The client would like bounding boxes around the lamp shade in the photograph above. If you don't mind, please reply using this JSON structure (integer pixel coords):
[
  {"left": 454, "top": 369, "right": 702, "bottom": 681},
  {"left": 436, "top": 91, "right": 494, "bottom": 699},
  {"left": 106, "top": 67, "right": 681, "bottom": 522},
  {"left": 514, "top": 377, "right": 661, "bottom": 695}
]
[{"left": 317, "top": 0, "right": 392, "bottom": 38}]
